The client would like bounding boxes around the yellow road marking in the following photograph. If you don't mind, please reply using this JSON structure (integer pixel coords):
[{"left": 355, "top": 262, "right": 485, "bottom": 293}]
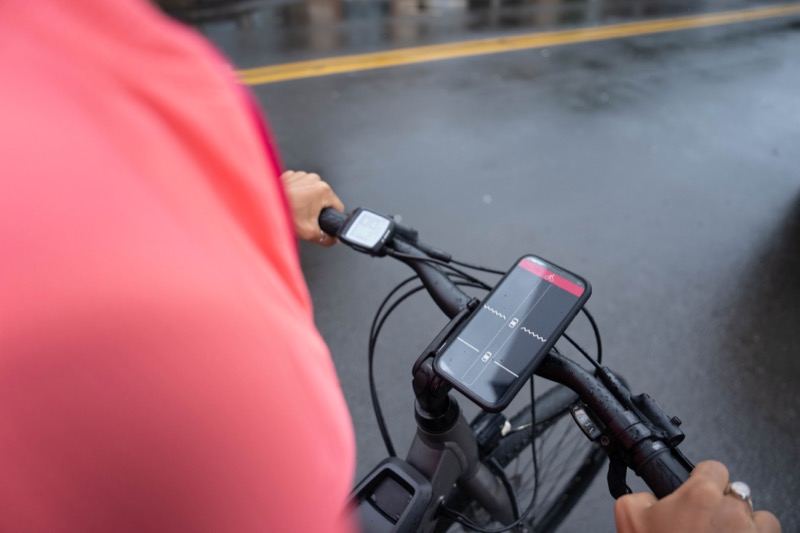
[{"left": 238, "top": 3, "right": 800, "bottom": 85}]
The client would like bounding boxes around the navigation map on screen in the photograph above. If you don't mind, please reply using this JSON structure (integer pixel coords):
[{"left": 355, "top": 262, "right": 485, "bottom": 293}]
[{"left": 435, "top": 256, "right": 587, "bottom": 409}]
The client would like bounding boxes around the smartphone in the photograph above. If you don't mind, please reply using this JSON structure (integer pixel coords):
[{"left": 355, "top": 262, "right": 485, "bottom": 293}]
[{"left": 433, "top": 255, "right": 591, "bottom": 412}]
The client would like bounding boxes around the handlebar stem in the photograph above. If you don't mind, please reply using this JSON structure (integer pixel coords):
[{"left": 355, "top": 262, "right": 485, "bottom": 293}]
[{"left": 413, "top": 360, "right": 456, "bottom": 428}]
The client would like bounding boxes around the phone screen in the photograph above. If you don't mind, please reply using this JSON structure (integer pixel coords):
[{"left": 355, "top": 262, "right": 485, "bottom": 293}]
[{"left": 434, "top": 255, "right": 590, "bottom": 411}]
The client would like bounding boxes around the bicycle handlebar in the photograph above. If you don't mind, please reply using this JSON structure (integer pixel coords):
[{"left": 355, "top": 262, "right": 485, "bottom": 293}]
[
  {"left": 389, "top": 239, "right": 472, "bottom": 318},
  {"left": 322, "top": 206, "right": 694, "bottom": 503},
  {"left": 536, "top": 352, "right": 692, "bottom": 496},
  {"left": 318, "top": 207, "right": 348, "bottom": 236},
  {"left": 638, "top": 448, "right": 693, "bottom": 498}
]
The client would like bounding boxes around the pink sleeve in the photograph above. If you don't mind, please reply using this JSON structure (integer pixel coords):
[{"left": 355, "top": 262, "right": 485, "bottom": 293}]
[{"left": 0, "top": 1, "right": 356, "bottom": 531}]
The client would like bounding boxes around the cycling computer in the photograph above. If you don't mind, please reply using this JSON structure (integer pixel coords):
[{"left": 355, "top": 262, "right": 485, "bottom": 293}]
[
  {"left": 434, "top": 255, "right": 591, "bottom": 412},
  {"left": 339, "top": 208, "right": 396, "bottom": 255}
]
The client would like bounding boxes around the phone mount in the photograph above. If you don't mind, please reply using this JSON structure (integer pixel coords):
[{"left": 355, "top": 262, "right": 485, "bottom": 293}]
[{"left": 411, "top": 300, "right": 479, "bottom": 423}]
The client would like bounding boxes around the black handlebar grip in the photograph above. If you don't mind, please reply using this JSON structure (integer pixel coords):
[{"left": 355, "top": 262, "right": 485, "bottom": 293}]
[
  {"left": 637, "top": 447, "right": 693, "bottom": 499},
  {"left": 319, "top": 208, "right": 348, "bottom": 236}
]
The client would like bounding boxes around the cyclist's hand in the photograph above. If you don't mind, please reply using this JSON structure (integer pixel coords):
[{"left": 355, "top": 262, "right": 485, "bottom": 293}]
[
  {"left": 281, "top": 170, "right": 345, "bottom": 247},
  {"left": 614, "top": 461, "right": 781, "bottom": 533}
]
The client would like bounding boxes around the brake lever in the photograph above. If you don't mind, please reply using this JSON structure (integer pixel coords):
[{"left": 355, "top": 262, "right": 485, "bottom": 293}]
[{"left": 607, "top": 456, "right": 633, "bottom": 499}]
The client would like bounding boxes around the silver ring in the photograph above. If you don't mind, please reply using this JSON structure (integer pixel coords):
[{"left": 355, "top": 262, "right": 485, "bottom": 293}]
[
  {"left": 319, "top": 231, "right": 327, "bottom": 244},
  {"left": 725, "top": 481, "right": 754, "bottom": 511}
]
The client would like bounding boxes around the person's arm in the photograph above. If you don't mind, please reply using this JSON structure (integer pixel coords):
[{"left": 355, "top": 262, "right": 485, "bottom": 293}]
[
  {"left": 615, "top": 461, "right": 781, "bottom": 533},
  {"left": 281, "top": 170, "right": 345, "bottom": 246}
]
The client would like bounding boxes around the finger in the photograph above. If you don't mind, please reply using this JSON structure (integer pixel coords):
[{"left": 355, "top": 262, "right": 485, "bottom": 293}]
[
  {"left": 614, "top": 493, "right": 657, "bottom": 532},
  {"left": 753, "top": 511, "right": 782, "bottom": 533},
  {"left": 689, "top": 460, "right": 730, "bottom": 492},
  {"left": 319, "top": 235, "right": 339, "bottom": 247},
  {"left": 313, "top": 180, "right": 344, "bottom": 213},
  {"left": 280, "top": 170, "right": 298, "bottom": 183},
  {"left": 716, "top": 493, "right": 757, "bottom": 530},
  {"left": 290, "top": 171, "right": 317, "bottom": 185},
  {"left": 326, "top": 188, "right": 345, "bottom": 213},
  {"left": 617, "top": 492, "right": 658, "bottom": 513}
]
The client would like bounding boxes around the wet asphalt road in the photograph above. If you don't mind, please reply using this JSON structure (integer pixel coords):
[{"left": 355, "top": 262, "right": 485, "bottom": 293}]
[{"left": 182, "top": 1, "right": 800, "bottom": 530}]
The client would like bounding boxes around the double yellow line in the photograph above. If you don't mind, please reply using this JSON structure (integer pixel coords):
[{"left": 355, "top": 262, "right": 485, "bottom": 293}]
[{"left": 238, "top": 2, "right": 800, "bottom": 85}]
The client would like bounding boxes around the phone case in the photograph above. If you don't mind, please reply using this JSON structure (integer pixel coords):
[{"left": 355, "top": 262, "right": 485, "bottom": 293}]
[{"left": 433, "top": 254, "right": 591, "bottom": 412}]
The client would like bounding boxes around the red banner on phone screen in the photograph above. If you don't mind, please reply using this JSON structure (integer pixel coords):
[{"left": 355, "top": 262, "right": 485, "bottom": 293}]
[{"left": 518, "top": 259, "right": 584, "bottom": 297}]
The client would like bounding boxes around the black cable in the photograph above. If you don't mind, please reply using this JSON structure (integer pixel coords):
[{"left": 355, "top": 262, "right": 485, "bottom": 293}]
[
  {"left": 450, "top": 258, "right": 506, "bottom": 276},
  {"left": 369, "top": 283, "right": 426, "bottom": 457},
  {"left": 581, "top": 307, "right": 602, "bottom": 364},
  {"left": 459, "top": 282, "right": 492, "bottom": 292},
  {"left": 367, "top": 275, "right": 421, "bottom": 455},
  {"left": 529, "top": 376, "right": 540, "bottom": 524},
  {"left": 486, "top": 457, "right": 520, "bottom": 521},
  {"left": 562, "top": 332, "right": 602, "bottom": 370},
  {"left": 386, "top": 250, "right": 492, "bottom": 290},
  {"left": 396, "top": 250, "right": 491, "bottom": 288},
  {"left": 369, "top": 285, "right": 425, "bottom": 453},
  {"left": 369, "top": 275, "right": 420, "bottom": 341},
  {"left": 368, "top": 276, "right": 490, "bottom": 458}
]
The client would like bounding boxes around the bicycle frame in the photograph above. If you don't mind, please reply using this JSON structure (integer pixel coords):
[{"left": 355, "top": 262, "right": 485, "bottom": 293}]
[
  {"left": 351, "top": 351, "right": 694, "bottom": 532},
  {"left": 352, "top": 360, "right": 517, "bottom": 532}
]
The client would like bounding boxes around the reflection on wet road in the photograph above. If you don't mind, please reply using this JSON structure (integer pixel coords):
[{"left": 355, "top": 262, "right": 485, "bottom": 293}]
[
  {"left": 166, "top": 0, "right": 800, "bottom": 67},
  {"left": 232, "top": 3, "right": 800, "bottom": 84}
]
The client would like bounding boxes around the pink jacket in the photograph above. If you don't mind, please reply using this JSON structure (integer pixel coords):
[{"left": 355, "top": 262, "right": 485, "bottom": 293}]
[{"left": 0, "top": 1, "right": 356, "bottom": 530}]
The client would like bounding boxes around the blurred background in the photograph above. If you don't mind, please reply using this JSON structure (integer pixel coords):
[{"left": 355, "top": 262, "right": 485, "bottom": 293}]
[{"left": 162, "top": 1, "right": 799, "bottom": 530}]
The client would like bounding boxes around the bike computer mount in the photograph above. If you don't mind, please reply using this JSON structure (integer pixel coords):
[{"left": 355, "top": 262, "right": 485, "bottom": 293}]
[{"left": 338, "top": 208, "right": 396, "bottom": 255}]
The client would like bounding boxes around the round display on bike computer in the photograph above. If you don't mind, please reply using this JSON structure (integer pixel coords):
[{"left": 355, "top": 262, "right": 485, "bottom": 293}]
[{"left": 339, "top": 208, "right": 396, "bottom": 255}]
